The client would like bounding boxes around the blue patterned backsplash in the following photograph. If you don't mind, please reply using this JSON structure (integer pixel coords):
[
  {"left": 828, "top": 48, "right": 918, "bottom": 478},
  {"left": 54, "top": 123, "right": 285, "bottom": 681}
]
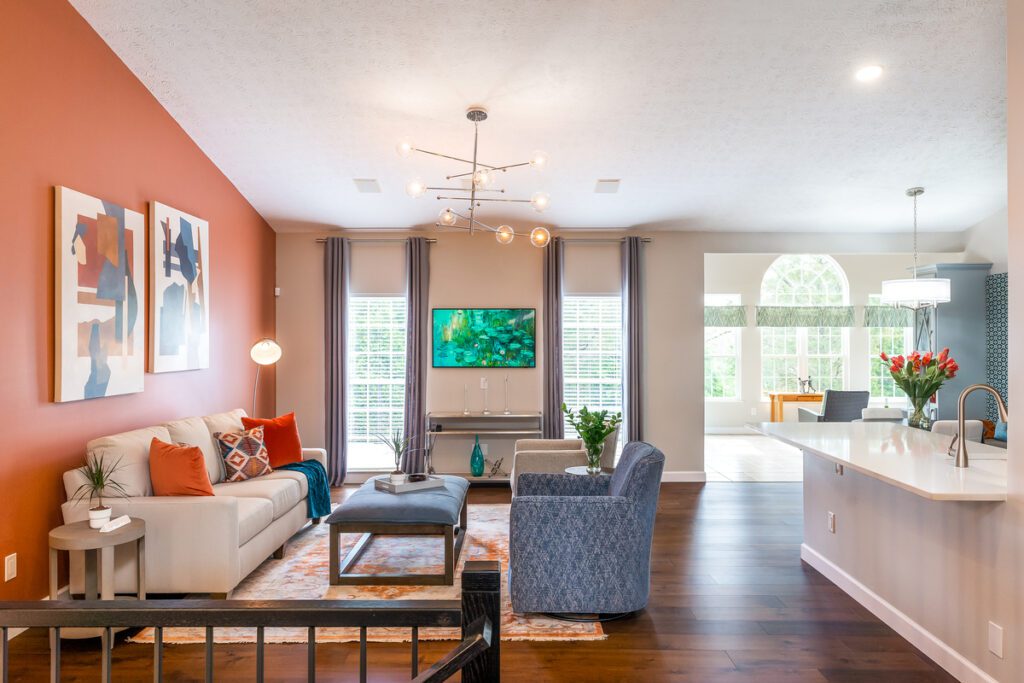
[{"left": 985, "top": 273, "right": 1008, "bottom": 423}]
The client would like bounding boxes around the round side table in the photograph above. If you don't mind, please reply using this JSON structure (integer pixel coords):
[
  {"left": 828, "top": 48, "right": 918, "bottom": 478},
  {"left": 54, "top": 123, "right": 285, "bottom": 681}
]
[
  {"left": 48, "top": 519, "right": 146, "bottom": 643},
  {"left": 564, "top": 466, "right": 613, "bottom": 476}
]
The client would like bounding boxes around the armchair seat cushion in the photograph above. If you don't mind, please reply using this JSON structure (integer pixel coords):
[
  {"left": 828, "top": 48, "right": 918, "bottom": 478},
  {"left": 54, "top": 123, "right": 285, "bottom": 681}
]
[{"left": 214, "top": 478, "right": 302, "bottom": 520}]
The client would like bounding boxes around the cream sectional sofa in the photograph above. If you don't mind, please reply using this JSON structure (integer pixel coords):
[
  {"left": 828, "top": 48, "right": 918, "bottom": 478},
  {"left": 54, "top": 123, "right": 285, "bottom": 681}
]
[{"left": 61, "top": 409, "right": 327, "bottom": 596}]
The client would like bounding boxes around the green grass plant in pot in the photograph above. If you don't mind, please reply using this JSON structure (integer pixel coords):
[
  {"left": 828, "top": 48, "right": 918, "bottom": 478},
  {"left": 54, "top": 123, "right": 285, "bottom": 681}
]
[
  {"left": 374, "top": 431, "right": 410, "bottom": 484},
  {"left": 562, "top": 403, "right": 623, "bottom": 474},
  {"left": 71, "top": 454, "right": 128, "bottom": 528}
]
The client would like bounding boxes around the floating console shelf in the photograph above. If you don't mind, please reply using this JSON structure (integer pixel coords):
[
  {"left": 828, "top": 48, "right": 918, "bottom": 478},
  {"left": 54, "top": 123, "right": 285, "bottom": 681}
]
[{"left": 425, "top": 412, "right": 544, "bottom": 484}]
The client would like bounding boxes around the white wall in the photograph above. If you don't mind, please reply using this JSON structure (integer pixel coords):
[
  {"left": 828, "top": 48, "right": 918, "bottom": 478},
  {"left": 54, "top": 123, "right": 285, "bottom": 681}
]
[
  {"left": 704, "top": 252, "right": 969, "bottom": 430},
  {"left": 964, "top": 207, "right": 1009, "bottom": 274}
]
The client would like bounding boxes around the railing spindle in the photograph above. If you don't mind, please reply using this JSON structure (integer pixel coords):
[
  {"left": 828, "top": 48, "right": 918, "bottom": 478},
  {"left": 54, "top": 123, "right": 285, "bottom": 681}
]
[
  {"left": 307, "top": 626, "right": 316, "bottom": 683},
  {"left": 256, "top": 626, "right": 264, "bottom": 683},
  {"left": 411, "top": 626, "right": 419, "bottom": 678},
  {"left": 205, "top": 626, "right": 213, "bottom": 683},
  {"left": 153, "top": 626, "right": 162, "bottom": 683},
  {"left": 359, "top": 626, "right": 367, "bottom": 683},
  {"left": 102, "top": 626, "right": 112, "bottom": 683},
  {"left": 49, "top": 626, "right": 60, "bottom": 683},
  {"left": 2, "top": 626, "right": 8, "bottom": 683}
]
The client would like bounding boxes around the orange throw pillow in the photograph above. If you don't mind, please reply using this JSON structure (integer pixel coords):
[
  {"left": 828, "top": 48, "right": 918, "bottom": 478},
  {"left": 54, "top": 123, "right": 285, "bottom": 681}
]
[
  {"left": 242, "top": 412, "right": 303, "bottom": 467},
  {"left": 149, "top": 438, "right": 215, "bottom": 496}
]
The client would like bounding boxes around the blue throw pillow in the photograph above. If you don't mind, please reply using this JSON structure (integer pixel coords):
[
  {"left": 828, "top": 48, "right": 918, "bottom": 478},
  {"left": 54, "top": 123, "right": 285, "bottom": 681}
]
[{"left": 995, "top": 422, "right": 1008, "bottom": 441}]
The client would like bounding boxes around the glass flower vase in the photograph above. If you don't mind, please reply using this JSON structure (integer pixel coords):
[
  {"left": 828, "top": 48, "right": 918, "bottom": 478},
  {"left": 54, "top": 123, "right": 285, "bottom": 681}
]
[
  {"left": 585, "top": 442, "right": 604, "bottom": 475},
  {"left": 907, "top": 399, "right": 932, "bottom": 431}
]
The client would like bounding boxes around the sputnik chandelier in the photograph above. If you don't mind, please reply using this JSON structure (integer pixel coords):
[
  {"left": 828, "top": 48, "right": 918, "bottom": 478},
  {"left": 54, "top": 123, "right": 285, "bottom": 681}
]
[{"left": 398, "top": 106, "right": 552, "bottom": 247}]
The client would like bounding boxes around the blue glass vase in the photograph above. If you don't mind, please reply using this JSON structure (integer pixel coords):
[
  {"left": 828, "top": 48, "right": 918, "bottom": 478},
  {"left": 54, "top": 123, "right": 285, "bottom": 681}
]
[{"left": 470, "top": 435, "right": 485, "bottom": 477}]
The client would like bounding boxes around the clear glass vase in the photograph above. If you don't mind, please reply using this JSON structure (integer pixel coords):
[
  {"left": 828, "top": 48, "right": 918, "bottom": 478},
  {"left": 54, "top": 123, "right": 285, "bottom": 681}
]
[
  {"left": 585, "top": 442, "right": 604, "bottom": 475},
  {"left": 907, "top": 399, "right": 932, "bottom": 430}
]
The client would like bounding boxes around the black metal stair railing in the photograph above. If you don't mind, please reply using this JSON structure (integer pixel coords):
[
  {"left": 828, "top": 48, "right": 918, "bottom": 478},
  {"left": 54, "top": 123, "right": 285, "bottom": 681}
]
[{"left": 0, "top": 560, "right": 501, "bottom": 683}]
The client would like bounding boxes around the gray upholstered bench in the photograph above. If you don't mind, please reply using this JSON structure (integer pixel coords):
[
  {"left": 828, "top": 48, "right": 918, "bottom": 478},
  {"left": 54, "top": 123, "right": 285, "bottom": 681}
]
[{"left": 326, "top": 475, "right": 470, "bottom": 586}]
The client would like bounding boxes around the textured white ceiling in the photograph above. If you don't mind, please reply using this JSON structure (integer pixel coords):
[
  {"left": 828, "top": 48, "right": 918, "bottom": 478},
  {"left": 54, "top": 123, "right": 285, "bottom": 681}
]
[{"left": 70, "top": 0, "right": 1006, "bottom": 233}]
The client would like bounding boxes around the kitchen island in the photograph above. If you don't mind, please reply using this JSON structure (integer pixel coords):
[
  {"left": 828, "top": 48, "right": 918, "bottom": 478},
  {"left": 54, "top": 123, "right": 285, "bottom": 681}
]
[{"left": 755, "top": 422, "right": 1011, "bottom": 683}]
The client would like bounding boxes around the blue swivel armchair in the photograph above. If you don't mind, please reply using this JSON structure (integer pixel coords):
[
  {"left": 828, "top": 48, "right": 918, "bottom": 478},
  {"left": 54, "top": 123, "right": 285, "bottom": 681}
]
[{"left": 509, "top": 442, "right": 665, "bottom": 614}]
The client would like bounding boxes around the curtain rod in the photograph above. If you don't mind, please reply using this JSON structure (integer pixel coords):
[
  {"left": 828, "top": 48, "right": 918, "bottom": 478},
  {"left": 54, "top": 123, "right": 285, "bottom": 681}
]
[
  {"left": 559, "top": 237, "right": 652, "bottom": 243},
  {"left": 314, "top": 237, "right": 437, "bottom": 244}
]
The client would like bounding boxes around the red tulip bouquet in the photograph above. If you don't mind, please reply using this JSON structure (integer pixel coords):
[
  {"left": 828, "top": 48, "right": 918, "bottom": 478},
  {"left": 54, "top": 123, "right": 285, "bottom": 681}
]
[{"left": 879, "top": 348, "right": 958, "bottom": 429}]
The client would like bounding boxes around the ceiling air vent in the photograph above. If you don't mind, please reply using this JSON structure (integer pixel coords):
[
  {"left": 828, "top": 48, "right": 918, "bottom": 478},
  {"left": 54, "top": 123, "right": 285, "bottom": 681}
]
[
  {"left": 594, "top": 179, "right": 620, "bottom": 194},
  {"left": 353, "top": 178, "right": 382, "bottom": 193}
]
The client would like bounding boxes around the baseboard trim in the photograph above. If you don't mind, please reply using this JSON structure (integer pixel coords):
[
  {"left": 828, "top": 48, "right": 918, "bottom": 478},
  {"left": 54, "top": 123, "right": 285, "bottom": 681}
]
[
  {"left": 800, "top": 544, "right": 998, "bottom": 683},
  {"left": 661, "top": 470, "right": 707, "bottom": 483}
]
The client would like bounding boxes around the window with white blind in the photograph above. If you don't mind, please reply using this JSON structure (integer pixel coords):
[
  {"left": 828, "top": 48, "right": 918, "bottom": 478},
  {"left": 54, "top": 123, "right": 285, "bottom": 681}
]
[
  {"left": 347, "top": 296, "right": 407, "bottom": 470},
  {"left": 562, "top": 296, "right": 623, "bottom": 445},
  {"left": 867, "top": 294, "right": 913, "bottom": 401},
  {"left": 704, "top": 293, "right": 741, "bottom": 399}
]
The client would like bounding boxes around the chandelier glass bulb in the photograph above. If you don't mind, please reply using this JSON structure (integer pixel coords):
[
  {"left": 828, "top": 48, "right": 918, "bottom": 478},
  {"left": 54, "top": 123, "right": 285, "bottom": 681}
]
[
  {"left": 495, "top": 225, "right": 515, "bottom": 245},
  {"left": 438, "top": 208, "right": 458, "bottom": 226},
  {"left": 405, "top": 179, "right": 427, "bottom": 198},
  {"left": 529, "top": 150, "right": 549, "bottom": 169},
  {"left": 529, "top": 227, "right": 551, "bottom": 248},
  {"left": 472, "top": 169, "right": 492, "bottom": 188},
  {"left": 396, "top": 140, "right": 415, "bottom": 157},
  {"left": 530, "top": 192, "right": 551, "bottom": 212}
]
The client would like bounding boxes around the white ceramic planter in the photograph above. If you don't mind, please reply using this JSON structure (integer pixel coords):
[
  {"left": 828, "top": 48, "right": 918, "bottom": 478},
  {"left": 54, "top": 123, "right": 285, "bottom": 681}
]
[{"left": 88, "top": 506, "right": 112, "bottom": 529}]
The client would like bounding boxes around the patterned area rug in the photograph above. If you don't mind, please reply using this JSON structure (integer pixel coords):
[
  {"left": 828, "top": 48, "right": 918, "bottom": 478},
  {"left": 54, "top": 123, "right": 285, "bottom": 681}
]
[{"left": 129, "top": 504, "right": 604, "bottom": 644}]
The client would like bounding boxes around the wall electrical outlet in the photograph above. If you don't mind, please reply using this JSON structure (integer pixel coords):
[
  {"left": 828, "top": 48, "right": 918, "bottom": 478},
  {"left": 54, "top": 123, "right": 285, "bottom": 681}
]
[
  {"left": 827, "top": 512, "right": 836, "bottom": 534},
  {"left": 480, "top": 377, "right": 488, "bottom": 390},
  {"left": 988, "top": 622, "right": 1004, "bottom": 658},
  {"left": 4, "top": 553, "right": 15, "bottom": 582}
]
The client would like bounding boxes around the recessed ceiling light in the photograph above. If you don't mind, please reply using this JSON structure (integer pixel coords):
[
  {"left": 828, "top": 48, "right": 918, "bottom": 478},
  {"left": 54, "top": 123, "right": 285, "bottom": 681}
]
[
  {"left": 353, "top": 178, "right": 381, "bottom": 193},
  {"left": 595, "top": 179, "right": 620, "bottom": 194},
  {"left": 855, "top": 65, "right": 884, "bottom": 82}
]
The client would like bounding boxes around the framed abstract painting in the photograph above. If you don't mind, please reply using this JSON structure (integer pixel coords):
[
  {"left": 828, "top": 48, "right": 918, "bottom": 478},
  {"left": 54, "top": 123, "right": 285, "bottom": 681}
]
[
  {"left": 54, "top": 186, "right": 145, "bottom": 402},
  {"left": 149, "top": 201, "right": 210, "bottom": 373}
]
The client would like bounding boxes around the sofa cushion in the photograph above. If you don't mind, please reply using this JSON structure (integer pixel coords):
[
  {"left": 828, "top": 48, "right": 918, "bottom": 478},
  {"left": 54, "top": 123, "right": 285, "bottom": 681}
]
[
  {"left": 85, "top": 425, "right": 172, "bottom": 497},
  {"left": 242, "top": 412, "right": 303, "bottom": 467},
  {"left": 261, "top": 469, "right": 309, "bottom": 498},
  {"left": 215, "top": 427, "right": 273, "bottom": 482},
  {"left": 235, "top": 496, "right": 275, "bottom": 545},
  {"left": 203, "top": 409, "right": 247, "bottom": 439},
  {"left": 213, "top": 477, "right": 302, "bottom": 520},
  {"left": 326, "top": 475, "right": 469, "bottom": 526},
  {"left": 149, "top": 438, "right": 215, "bottom": 497},
  {"left": 165, "top": 416, "right": 223, "bottom": 484}
]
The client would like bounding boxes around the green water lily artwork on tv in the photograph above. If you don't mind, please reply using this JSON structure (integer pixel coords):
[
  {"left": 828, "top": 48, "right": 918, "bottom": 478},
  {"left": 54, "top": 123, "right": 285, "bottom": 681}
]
[{"left": 432, "top": 308, "right": 536, "bottom": 368}]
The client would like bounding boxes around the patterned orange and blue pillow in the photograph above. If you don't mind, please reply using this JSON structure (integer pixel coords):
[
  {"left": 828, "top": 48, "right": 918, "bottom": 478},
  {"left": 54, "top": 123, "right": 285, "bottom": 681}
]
[{"left": 215, "top": 426, "right": 273, "bottom": 482}]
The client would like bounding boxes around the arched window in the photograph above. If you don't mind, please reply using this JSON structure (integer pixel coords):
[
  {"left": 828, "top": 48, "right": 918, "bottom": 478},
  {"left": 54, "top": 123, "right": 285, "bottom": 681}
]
[{"left": 760, "top": 255, "right": 849, "bottom": 394}]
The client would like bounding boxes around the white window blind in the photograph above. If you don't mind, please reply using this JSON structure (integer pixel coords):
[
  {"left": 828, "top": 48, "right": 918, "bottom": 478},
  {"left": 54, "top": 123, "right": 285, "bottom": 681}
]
[
  {"left": 562, "top": 296, "right": 623, "bottom": 445},
  {"left": 347, "top": 296, "right": 407, "bottom": 470},
  {"left": 867, "top": 294, "right": 913, "bottom": 401}
]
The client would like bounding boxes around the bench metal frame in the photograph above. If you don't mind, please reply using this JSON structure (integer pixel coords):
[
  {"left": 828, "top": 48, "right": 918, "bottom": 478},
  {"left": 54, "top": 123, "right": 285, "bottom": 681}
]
[{"left": 329, "top": 496, "right": 468, "bottom": 586}]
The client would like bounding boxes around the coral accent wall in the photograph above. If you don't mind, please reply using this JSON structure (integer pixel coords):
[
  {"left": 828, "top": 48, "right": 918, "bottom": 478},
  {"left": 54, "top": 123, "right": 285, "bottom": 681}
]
[{"left": 0, "top": 0, "right": 276, "bottom": 600}]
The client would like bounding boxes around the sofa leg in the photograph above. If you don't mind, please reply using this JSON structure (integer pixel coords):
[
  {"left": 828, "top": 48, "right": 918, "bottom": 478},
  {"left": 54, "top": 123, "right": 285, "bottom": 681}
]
[
  {"left": 311, "top": 517, "right": 322, "bottom": 526},
  {"left": 273, "top": 543, "right": 286, "bottom": 560}
]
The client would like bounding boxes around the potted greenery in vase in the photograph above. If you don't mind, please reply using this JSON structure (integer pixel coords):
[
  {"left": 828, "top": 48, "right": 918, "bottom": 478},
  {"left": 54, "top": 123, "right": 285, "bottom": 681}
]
[
  {"left": 374, "top": 431, "right": 410, "bottom": 484},
  {"left": 71, "top": 454, "right": 128, "bottom": 528},
  {"left": 562, "top": 403, "right": 623, "bottom": 474},
  {"left": 879, "top": 348, "right": 958, "bottom": 430}
]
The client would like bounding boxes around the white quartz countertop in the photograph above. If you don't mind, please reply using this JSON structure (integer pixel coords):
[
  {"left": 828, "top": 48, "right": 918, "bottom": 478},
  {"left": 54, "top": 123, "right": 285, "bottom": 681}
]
[{"left": 753, "top": 422, "right": 1008, "bottom": 502}]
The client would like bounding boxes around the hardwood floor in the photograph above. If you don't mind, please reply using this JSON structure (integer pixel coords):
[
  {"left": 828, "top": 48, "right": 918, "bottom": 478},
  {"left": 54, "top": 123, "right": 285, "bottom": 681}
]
[{"left": 6, "top": 483, "right": 957, "bottom": 682}]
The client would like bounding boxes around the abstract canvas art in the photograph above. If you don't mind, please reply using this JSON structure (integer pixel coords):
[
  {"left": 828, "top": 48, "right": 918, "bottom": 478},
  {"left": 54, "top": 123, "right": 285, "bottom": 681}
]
[
  {"left": 149, "top": 202, "right": 210, "bottom": 372},
  {"left": 432, "top": 308, "right": 536, "bottom": 368},
  {"left": 54, "top": 186, "right": 145, "bottom": 402}
]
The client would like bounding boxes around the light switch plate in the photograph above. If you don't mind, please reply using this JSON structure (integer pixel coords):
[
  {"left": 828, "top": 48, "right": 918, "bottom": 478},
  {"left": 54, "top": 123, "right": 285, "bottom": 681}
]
[
  {"left": 827, "top": 512, "right": 836, "bottom": 534},
  {"left": 4, "top": 553, "right": 15, "bottom": 582},
  {"left": 988, "top": 622, "right": 1003, "bottom": 658}
]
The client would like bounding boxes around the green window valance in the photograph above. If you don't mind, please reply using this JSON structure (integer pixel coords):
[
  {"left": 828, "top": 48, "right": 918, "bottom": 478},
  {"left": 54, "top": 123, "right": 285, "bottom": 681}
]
[
  {"left": 863, "top": 306, "right": 914, "bottom": 328},
  {"left": 704, "top": 305, "right": 747, "bottom": 327},
  {"left": 755, "top": 306, "right": 855, "bottom": 328}
]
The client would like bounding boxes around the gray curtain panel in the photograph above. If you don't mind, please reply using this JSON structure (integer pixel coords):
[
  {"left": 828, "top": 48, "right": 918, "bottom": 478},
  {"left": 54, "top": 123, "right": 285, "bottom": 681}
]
[
  {"left": 622, "top": 236, "right": 644, "bottom": 442},
  {"left": 542, "top": 237, "right": 565, "bottom": 439},
  {"left": 401, "top": 237, "right": 430, "bottom": 473},
  {"left": 324, "top": 237, "right": 350, "bottom": 486}
]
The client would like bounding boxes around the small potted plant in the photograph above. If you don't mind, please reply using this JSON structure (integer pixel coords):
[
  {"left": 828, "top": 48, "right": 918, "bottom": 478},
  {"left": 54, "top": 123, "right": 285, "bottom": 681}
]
[
  {"left": 374, "top": 431, "right": 410, "bottom": 484},
  {"left": 71, "top": 454, "right": 128, "bottom": 528},
  {"left": 880, "top": 348, "right": 958, "bottom": 430},
  {"left": 562, "top": 404, "right": 623, "bottom": 475}
]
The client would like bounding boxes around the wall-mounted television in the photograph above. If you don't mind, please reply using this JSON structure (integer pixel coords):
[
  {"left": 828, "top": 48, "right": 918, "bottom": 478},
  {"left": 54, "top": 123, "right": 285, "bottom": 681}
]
[{"left": 432, "top": 308, "right": 537, "bottom": 368}]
